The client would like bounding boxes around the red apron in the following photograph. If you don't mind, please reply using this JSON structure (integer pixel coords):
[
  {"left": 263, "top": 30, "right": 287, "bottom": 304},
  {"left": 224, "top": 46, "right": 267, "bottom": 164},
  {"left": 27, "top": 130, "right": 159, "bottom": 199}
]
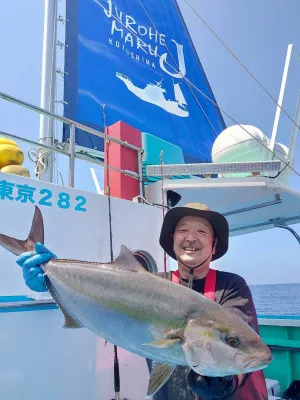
[
  {"left": 170, "top": 269, "right": 268, "bottom": 400},
  {"left": 171, "top": 268, "right": 216, "bottom": 301}
]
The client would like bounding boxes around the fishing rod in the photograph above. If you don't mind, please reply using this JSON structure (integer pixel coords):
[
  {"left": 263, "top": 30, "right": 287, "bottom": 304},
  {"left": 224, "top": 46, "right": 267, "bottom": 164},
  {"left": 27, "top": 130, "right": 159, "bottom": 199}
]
[
  {"left": 103, "top": 104, "right": 123, "bottom": 400},
  {"left": 160, "top": 150, "right": 168, "bottom": 279}
]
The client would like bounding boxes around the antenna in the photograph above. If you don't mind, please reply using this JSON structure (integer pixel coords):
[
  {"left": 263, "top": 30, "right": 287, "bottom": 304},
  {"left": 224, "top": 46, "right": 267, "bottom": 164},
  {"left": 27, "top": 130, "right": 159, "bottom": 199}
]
[{"left": 38, "top": 0, "right": 58, "bottom": 183}]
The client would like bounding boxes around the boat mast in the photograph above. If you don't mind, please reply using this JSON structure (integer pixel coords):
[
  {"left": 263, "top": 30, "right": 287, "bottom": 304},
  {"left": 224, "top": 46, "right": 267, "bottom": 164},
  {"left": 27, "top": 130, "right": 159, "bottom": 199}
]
[
  {"left": 38, "top": 0, "right": 58, "bottom": 183},
  {"left": 269, "top": 44, "right": 293, "bottom": 154},
  {"left": 287, "top": 92, "right": 300, "bottom": 164}
]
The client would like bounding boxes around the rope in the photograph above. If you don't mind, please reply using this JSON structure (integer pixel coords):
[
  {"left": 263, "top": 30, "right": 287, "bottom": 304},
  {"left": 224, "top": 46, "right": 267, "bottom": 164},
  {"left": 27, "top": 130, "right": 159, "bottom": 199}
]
[
  {"left": 137, "top": 0, "right": 219, "bottom": 137},
  {"left": 182, "top": 0, "right": 300, "bottom": 132}
]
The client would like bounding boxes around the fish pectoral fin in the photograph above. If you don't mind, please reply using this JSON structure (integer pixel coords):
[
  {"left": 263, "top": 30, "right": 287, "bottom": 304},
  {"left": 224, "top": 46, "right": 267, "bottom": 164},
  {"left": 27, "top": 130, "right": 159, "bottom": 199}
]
[
  {"left": 45, "top": 276, "right": 82, "bottom": 329},
  {"left": 146, "top": 363, "right": 175, "bottom": 398},
  {"left": 143, "top": 338, "right": 182, "bottom": 348}
]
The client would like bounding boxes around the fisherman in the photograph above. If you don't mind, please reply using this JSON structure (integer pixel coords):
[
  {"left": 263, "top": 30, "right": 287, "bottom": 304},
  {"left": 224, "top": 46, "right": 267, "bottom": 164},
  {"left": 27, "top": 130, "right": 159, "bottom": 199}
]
[{"left": 16, "top": 203, "right": 269, "bottom": 399}]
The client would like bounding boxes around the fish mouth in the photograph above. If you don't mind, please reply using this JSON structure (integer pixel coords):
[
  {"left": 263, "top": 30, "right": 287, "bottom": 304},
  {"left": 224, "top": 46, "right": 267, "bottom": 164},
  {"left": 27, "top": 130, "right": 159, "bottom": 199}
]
[{"left": 242, "top": 354, "right": 273, "bottom": 370}]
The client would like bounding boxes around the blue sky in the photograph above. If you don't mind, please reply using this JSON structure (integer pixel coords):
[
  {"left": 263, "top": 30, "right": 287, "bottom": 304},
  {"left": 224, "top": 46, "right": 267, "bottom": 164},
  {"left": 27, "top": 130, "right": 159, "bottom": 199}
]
[
  {"left": 0, "top": 0, "right": 299, "bottom": 284},
  {"left": 179, "top": 0, "right": 300, "bottom": 284}
]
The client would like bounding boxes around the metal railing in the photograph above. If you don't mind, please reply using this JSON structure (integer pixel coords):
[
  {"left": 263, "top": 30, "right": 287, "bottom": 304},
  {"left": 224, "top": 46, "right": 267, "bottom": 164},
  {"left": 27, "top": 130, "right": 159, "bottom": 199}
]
[{"left": 0, "top": 91, "right": 144, "bottom": 195}]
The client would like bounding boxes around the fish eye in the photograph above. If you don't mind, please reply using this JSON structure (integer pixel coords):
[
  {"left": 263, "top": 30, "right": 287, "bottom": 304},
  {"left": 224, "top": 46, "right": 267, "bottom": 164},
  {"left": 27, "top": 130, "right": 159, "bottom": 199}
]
[{"left": 225, "top": 335, "right": 240, "bottom": 348}]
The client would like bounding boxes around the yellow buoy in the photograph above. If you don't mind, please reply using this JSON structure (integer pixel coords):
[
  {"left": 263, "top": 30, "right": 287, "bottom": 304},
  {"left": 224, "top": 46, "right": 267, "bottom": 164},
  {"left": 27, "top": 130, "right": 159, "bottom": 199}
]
[
  {"left": 1, "top": 165, "right": 30, "bottom": 178},
  {"left": 0, "top": 137, "right": 19, "bottom": 147},
  {"left": 0, "top": 144, "right": 24, "bottom": 169}
]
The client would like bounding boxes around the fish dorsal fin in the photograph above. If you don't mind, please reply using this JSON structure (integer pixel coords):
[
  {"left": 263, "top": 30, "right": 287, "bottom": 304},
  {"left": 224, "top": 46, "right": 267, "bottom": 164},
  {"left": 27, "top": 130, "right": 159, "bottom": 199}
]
[
  {"left": 45, "top": 277, "right": 82, "bottom": 329},
  {"left": 146, "top": 363, "right": 176, "bottom": 398},
  {"left": 112, "top": 245, "right": 145, "bottom": 272}
]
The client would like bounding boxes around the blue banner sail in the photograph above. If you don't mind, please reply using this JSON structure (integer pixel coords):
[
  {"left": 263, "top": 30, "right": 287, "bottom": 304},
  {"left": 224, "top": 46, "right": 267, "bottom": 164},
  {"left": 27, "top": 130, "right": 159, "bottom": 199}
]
[{"left": 63, "top": 0, "right": 226, "bottom": 162}]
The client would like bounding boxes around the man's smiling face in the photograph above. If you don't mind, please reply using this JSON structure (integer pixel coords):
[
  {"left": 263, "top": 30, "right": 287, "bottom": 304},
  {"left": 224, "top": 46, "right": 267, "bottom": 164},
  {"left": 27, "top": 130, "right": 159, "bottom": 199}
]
[{"left": 173, "top": 216, "right": 216, "bottom": 268}]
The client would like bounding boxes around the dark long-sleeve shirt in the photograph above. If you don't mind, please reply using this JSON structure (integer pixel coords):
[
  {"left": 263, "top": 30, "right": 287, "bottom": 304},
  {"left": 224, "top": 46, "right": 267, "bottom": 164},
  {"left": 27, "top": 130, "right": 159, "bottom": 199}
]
[{"left": 148, "top": 270, "right": 268, "bottom": 400}]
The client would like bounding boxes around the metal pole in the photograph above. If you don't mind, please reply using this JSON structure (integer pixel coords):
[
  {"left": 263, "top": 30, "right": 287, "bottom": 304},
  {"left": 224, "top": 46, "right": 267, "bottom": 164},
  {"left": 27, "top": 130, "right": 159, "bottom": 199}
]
[
  {"left": 270, "top": 44, "right": 293, "bottom": 153},
  {"left": 68, "top": 123, "right": 76, "bottom": 187},
  {"left": 0, "top": 92, "right": 142, "bottom": 153},
  {"left": 0, "top": 126, "right": 140, "bottom": 180},
  {"left": 223, "top": 197, "right": 282, "bottom": 217},
  {"left": 90, "top": 168, "right": 103, "bottom": 194},
  {"left": 0, "top": 129, "right": 67, "bottom": 155},
  {"left": 287, "top": 91, "right": 300, "bottom": 163},
  {"left": 275, "top": 224, "right": 300, "bottom": 245},
  {"left": 38, "top": 0, "right": 58, "bottom": 183},
  {"left": 137, "top": 150, "right": 144, "bottom": 197}
]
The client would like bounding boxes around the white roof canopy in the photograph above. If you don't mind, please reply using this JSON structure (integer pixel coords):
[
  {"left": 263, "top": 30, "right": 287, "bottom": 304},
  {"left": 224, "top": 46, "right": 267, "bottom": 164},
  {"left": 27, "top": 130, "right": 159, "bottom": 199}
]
[{"left": 145, "top": 176, "right": 300, "bottom": 238}]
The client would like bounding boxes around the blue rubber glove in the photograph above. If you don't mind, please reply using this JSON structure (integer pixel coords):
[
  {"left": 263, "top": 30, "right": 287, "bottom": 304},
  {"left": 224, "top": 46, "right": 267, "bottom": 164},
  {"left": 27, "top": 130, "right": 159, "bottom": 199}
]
[
  {"left": 16, "top": 242, "right": 57, "bottom": 292},
  {"left": 187, "top": 370, "right": 237, "bottom": 399}
]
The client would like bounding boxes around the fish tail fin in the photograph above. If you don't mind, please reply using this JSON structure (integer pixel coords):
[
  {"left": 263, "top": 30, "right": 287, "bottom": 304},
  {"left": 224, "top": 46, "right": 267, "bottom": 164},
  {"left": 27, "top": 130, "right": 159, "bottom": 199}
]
[{"left": 0, "top": 205, "right": 44, "bottom": 256}]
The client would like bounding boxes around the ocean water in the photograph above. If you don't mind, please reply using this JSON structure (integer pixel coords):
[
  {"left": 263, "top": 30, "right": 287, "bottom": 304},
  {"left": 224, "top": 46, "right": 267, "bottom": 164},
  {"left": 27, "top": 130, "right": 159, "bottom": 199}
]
[{"left": 249, "top": 283, "right": 300, "bottom": 317}]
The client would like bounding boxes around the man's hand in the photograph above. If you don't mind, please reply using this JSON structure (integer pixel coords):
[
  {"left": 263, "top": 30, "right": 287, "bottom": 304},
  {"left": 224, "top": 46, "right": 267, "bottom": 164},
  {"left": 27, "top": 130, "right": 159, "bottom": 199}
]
[{"left": 16, "top": 242, "right": 57, "bottom": 292}]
